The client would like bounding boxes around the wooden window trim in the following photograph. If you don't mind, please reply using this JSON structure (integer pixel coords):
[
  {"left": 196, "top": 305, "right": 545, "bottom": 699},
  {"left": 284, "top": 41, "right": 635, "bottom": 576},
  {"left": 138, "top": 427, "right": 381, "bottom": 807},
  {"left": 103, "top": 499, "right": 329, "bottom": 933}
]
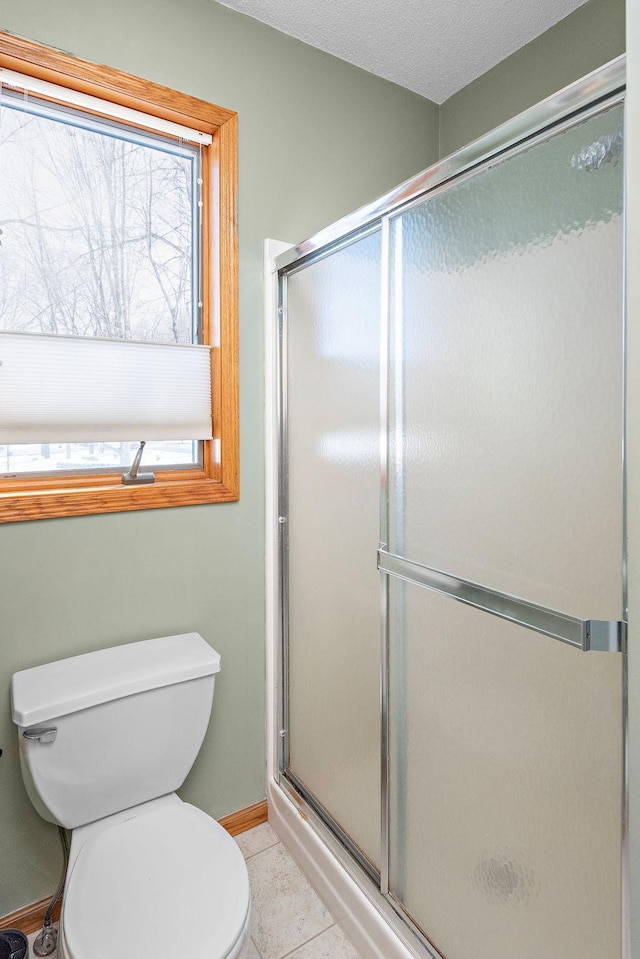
[{"left": 0, "top": 32, "right": 238, "bottom": 523}]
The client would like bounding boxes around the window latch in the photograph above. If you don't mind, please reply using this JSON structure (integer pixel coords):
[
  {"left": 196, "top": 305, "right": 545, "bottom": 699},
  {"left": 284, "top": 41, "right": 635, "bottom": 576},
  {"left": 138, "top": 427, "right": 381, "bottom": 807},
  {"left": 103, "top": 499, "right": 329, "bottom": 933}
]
[{"left": 122, "top": 441, "right": 155, "bottom": 485}]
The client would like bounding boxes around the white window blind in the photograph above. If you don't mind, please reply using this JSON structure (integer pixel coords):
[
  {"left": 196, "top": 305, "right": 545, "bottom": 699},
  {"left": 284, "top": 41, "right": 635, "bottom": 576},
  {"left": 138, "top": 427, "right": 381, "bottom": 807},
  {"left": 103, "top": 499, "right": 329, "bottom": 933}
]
[{"left": 0, "top": 332, "right": 213, "bottom": 444}]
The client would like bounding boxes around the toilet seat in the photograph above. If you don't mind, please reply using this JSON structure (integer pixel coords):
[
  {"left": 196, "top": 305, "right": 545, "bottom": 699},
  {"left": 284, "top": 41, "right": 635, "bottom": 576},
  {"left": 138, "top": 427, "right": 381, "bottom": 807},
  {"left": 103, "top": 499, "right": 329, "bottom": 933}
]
[{"left": 62, "top": 802, "right": 250, "bottom": 959}]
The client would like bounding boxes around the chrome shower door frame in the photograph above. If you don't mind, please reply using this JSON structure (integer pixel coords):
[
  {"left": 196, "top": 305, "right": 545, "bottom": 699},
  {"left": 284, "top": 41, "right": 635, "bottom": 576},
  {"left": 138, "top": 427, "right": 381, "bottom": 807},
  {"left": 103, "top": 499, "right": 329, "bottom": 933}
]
[{"left": 275, "top": 55, "right": 628, "bottom": 959}]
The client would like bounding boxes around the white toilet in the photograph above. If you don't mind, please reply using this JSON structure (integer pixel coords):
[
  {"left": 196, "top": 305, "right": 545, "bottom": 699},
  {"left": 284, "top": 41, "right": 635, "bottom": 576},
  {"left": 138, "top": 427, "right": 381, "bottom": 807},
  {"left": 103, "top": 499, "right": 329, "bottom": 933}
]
[{"left": 11, "top": 633, "right": 251, "bottom": 959}]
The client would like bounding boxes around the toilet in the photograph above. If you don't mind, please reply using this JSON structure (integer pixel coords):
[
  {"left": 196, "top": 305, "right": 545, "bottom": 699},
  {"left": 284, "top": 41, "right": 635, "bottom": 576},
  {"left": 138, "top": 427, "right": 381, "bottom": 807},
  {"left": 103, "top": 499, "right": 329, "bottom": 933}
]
[{"left": 11, "top": 633, "right": 251, "bottom": 959}]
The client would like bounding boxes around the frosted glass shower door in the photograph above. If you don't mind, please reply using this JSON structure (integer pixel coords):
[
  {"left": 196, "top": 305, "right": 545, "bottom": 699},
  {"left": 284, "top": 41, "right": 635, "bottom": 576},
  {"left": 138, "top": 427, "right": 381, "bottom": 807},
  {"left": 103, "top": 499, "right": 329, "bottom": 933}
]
[
  {"left": 284, "top": 230, "right": 381, "bottom": 870},
  {"left": 385, "top": 102, "right": 624, "bottom": 959}
]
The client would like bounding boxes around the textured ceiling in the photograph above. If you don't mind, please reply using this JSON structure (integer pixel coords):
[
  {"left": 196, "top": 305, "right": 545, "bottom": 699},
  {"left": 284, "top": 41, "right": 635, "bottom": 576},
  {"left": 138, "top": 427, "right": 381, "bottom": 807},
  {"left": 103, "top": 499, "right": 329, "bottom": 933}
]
[{"left": 215, "top": 0, "right": 591, "bottom": 103}]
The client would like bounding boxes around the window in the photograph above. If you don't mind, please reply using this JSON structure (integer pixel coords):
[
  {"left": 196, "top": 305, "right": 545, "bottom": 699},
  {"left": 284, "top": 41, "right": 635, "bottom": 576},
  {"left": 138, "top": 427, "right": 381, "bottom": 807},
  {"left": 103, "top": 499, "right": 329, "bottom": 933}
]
[{"left": 0, "top": 32, "right": 238, "bottom": 522}]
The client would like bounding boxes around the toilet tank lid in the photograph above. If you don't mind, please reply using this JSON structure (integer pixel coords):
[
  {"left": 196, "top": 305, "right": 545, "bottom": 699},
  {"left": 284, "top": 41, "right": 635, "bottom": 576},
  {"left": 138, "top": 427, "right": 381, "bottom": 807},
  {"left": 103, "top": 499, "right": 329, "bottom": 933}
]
[{"left": 11, "top": 633, "right": 221, "bottom": 728}]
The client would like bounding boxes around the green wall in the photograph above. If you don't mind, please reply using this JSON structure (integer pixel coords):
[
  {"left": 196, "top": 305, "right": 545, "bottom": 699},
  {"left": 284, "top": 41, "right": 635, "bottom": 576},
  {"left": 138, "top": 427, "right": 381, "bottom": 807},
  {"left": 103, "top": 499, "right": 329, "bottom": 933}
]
[
  {"left": 439, "top": 0, "right": 626, "bottom": 157},
  {"left": 0, "top": 0, "right": 439, "bottom": 916}
]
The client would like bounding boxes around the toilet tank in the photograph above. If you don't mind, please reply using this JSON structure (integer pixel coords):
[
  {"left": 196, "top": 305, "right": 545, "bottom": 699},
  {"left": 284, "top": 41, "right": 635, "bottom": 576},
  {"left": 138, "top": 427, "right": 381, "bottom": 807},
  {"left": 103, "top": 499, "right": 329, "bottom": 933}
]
[{"left": 11, "top": 633, "right": 221, "bottom": 829}]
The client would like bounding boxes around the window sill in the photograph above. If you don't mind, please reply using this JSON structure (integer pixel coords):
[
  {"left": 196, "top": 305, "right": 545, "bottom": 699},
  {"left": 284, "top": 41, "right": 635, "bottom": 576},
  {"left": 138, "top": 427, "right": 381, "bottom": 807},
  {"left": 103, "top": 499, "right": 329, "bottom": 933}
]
[{"left": 0, "top": 474, "right": 239, "bottom": 523}]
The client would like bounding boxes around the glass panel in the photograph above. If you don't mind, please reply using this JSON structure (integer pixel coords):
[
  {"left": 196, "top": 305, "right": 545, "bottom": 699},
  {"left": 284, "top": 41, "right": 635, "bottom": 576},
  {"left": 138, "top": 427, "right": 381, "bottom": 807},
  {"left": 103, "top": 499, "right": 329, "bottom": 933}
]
[
  {"left": 0, "top": 441, "right": 198, "bottom": 474},
  {"left": 388, "top": 577, "right": 622, "bottom": 959},
  {"left": 0, "top": 90, "right": 198, "bottom": 344},
  {"left": 389, "top": 104, "right": 624, "bottom": 620},
  {"left": 286, "top": 231, "right": 381, "bottom": 869},
  {"left": 0, "top": 87, "right": 202, "bottom": 472}
]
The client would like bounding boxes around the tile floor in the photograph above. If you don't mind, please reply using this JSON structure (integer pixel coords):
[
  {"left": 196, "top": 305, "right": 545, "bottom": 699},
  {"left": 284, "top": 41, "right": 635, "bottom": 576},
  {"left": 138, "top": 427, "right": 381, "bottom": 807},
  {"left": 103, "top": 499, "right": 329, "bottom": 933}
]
[
  {"left": 24, "top": 821, "right": 362, "bottom": 959},
  {"left": 236, "top": 822, "right": 362, "bottom": 959}
]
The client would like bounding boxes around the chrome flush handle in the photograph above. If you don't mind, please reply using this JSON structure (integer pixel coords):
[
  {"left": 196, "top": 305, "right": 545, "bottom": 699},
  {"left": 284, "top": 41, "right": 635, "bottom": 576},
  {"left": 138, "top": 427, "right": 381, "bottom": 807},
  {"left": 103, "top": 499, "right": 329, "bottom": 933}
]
[{"left": 23, "top": 726, "right": 57, "bottom": 744}]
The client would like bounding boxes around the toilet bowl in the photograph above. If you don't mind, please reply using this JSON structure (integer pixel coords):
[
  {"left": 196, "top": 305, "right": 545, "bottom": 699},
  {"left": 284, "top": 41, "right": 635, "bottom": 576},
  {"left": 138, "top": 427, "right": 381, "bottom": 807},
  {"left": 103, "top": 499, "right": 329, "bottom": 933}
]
[
  {"left": 59, "top": 795, "right": 251, "bottom": 959},
  {"left": 11, "top": 634, "right": 251, "bottom": 959}
]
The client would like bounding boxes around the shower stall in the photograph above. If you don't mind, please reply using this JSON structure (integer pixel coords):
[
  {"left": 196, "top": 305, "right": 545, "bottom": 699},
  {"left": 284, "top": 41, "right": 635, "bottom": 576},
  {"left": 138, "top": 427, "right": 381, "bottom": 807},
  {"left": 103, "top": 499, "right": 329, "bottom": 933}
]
[{"left": 267, "top": 56, "right": 627, "bottom": 959}]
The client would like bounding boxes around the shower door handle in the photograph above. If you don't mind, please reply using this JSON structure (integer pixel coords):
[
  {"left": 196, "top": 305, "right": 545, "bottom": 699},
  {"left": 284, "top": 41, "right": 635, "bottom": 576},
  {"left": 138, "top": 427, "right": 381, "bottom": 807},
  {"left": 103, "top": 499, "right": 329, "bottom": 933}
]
[{"left": 377, "top": 549, "right": 626, "bottom": 653}]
